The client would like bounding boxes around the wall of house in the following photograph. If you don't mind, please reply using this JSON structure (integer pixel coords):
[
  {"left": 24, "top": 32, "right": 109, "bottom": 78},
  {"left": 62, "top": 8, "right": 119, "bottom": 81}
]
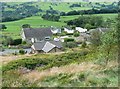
[{"left": 21, "top": 31, "right": 26, "bottom": 41}]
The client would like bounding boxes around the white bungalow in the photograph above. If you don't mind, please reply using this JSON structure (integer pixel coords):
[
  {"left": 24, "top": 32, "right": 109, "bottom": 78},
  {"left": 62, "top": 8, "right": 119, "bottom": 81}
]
[
  {"left": 64, "top": 28, "right": 74, "bottom": 34},
  {"left": 75, "top": 27, "right": 87, "bottom": 33}
]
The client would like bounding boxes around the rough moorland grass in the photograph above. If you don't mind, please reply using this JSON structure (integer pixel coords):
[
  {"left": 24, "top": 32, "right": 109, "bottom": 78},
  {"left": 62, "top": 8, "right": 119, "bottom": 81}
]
[{"left": 38, "top": 66, "right": 118, "bottom": 87}]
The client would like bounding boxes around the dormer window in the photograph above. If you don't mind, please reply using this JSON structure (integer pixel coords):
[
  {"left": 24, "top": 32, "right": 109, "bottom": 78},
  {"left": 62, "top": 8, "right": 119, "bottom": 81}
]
[{"left": 45, "top": 36, "right": 50, "bottom": 40}]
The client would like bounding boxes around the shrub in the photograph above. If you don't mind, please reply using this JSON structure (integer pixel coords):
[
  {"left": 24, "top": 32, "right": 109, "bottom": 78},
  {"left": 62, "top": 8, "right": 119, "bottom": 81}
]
[
  {"left": 13, "top": 38, "right": 22, "bottom": 45},
  {"left": 73, "top": 32, "right": 80, "bottom": 37},
  {"left": 2, "top": 37, "right": 14, "bottom": 46},
  {"left": 64, "top": 38, "right": 74, "bottom": 42},
  {"left": 22, "top": 24, "right": 31, "bottom": 28},
  {"left": 19, "top": 49, "right": 25, "bottom": 55},
  {"left": 81, "top": 41, "right": 87, "bottom": 48},
  {"left": 63, "top": 42, "right": 77, "bottom": 48},
  {"left": 22, "top": 41, "right": 27, "bottom": 44}
]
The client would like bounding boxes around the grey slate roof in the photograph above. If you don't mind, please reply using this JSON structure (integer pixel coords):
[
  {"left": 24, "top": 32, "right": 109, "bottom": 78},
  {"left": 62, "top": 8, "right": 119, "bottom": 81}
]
[
  {"left": 32, "top": 41, "right": 62, "bottom": 52},
  {"left": 23, "top": 28, "right": 52, "bottom": 39}
]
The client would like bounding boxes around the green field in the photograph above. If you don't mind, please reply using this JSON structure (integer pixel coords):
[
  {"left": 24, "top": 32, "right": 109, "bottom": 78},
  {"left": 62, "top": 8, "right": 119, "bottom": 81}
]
[
  {"left": 5, "top": 2, "right": 92, "bottom": 12},
  {"left": 1, "top": 13, "right": 118, "bottom": 39},
  {"left": 4, "top": 2, "right": 113, "bottom": 12}
]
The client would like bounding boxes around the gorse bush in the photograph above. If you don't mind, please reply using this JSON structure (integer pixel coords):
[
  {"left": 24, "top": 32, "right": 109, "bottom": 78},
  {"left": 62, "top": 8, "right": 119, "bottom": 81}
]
[
  {"left": 3, "top": 50, "right": 89, "bottom": 72},
  {"left": 63, "top": 42, "right": 77, "bottom": 48}
]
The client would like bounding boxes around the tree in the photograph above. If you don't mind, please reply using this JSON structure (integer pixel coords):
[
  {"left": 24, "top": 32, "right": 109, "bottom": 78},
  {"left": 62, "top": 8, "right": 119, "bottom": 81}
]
[
  {"left": 81, "top": 41, "right": 87, "bottom": 48},
  {"left": 90, "top": 30, "right": 102, "bottom": 46},
  {"left": 22, "top": 24, "right": 31, "bottom": 28},
  {"left": 73, "top": 32, "right": 79, "bottom": 37},
  {"left": 85, "top": 24, "right": 93, "bottom": 30},
  {"left": 2, "top": 37, "right": 13, "bottom": 46},
  {"left": 98, "top": 14, "right": 119, "bottom": 66},
  {"left": 100, "top": 28, "right": 117, "bottom": 65},
  {"left": 0, "top": 24, "right": 7, "bottom": 31}
]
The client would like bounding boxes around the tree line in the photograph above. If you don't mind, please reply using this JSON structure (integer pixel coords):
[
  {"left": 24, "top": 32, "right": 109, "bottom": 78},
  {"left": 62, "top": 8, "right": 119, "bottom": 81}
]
[
  {"left": 42, "top": 14, "right": 60, "bottom": 21},
  {"left": 60, "top": 8, "right": 119, "bottom": 16},
  {"left": 67, "top": 16, "right": 104, "bottom": 29}
]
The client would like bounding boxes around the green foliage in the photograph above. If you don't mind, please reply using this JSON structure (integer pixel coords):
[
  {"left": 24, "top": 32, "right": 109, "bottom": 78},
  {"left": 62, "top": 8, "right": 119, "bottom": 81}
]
[
  {"left": 67, "top": 16, "right": 104, "bottom": 28},
  {"left": 13, "top": 38, "right": 22, "bottom": 45},
  {"left": 73, "top": 32, "right": 79, "bottom": 37},
  {"left": 3, "top": 50, "right": 89, "bottom": 72},
  {"left": 22, "top": 24, "right": 31, "bottom": 28},
  {"left": 63, "top": 42, "right": 77, "bottom": 48},
  {"left": 85, "top": 23, "right": 94, "bottom": 30},
  {"left": 22, "top": 41, "right": 27, "bottom": 44},
  {"left": 39, "top": 67, "right": 118, "bottom": 87},
  {"left": 42, "top": 14, "right": 60, "bottom": 21},
  {"left": 99, "top": 27, "right": 117, "bottom": 65},
  {"left": 90, "top": 30, "right": 102, "bottom": 46},
  {"left": 0, "top": 24, "right": 7, "bottom": 30},
  {"left": 19, "top": 49, "right": 25, "bottom": 55},
  {"left": 81, "top": 41, "right": 87, "bottom": 48},
  {"left": 2, "top": 36, "right": 14, "bottom": 46},
  {"left": 64, "top": 38, "right": 74, "bottom": 42}
]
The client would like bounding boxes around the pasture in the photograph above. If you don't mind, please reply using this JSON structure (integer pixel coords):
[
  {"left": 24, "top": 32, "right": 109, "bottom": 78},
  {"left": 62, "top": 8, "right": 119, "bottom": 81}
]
[{"left": 1, "top": 13, "right": 118, "bottom": 39}]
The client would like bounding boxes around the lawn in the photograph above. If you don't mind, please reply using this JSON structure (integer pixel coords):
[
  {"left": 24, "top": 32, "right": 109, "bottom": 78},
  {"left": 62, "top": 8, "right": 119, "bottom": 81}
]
[{"left": 1, "top": 13, "right": 118, "bottom": 39}]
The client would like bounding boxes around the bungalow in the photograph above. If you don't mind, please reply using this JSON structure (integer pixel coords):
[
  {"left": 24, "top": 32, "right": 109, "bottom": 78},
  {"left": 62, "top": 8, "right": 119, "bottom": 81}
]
[
  {"left": 51, "top": 27, "right": 61, "bottom": 34},
  {"left": 64, "top": 27, "right": 74, "bottom": 34},
  {"left": 75, "top": 27, "right": 87, "bottom": 33},
  {"left": 21, "top": 28, "right": 52, "bottom": 43},
  {"left": 31, "top": 41, "right": 63, "bottom": 53}
]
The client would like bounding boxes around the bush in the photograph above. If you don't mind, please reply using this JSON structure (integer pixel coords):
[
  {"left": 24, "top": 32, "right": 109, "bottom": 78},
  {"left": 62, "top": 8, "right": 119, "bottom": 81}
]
[
  {"left": 22, "top": 24, "right": 31, "bottom": 28},
  {"left": 13, "top": 38, "right": 22, "bottom": 45},
  {"left": 19, "top": 49, "right": 25, "bottom": 55},
  {"left": 2, "top": 50, "right": 89, "bottom": 72},
  {"left": 63, "top": 42, "right": 77, "bottom": 48},
  {"left": 73, "top": 32, "right": 80, "bottom": 37},
  {"left": 64, "top": 38, "right": 75, "bottom": 42},
  {"left": 2, "top": 37, "right": 14, "bottom": 46},
  {"left": 22, "top": 41, "right": 27, "bottom": 44},
  {"left": 81, "top": 41, "right": 87, "bottom": 48}
]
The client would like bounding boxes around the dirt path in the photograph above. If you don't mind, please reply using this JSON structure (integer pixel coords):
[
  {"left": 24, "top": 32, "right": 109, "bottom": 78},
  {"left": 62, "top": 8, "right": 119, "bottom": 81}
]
[{"left": 23, "top": 62, "right": 98, "bottom": 82}]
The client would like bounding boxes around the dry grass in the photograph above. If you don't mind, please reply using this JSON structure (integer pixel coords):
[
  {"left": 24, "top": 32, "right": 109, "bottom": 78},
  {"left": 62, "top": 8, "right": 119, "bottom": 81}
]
[
  {"left": 22, "top": 62, "right": 99, "bottom": 82},
  {"left": 0, "top": 54, "right": 34, "bottom": 65}
]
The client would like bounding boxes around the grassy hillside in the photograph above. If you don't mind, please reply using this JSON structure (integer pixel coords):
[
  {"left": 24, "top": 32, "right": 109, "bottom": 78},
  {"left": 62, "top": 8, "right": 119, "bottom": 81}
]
[
  {"left": 1, "top": 13, "right": 117, "bottom": 38},
  {"left": 2, "top": 44, "right": 118, "bottom": 87}
]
